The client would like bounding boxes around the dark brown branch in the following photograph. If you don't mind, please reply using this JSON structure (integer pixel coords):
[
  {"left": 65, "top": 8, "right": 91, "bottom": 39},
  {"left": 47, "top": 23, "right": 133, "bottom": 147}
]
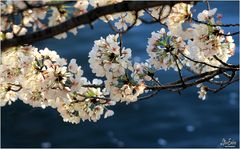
[
  {"left": 2, "top": 67, "right": 238, "bottom": 102},
  {"left": 146, "top": 67, "right": 238, "bottom": 91},
  {"left": 191, "top": 18, "right": 240, "bottom": 27},
  {"left": 179, "top": 51, "right": 239, "bottom": 70},
  {"left": 77, "top": 93, "right": 111, "bottom": 101},
  {"left": 141, "top": 6, "right": 173, "bottom": 28},
  {"left": 82, "top": 84, "right": 104, "bottom": 88},
  {"left": 218, "top": 31, "right": 240, "bottom": 36},
  {"left": 138, "top": 91, "right": 159, "bottom": 101},
  {"left": 169, "top": 51, "right": 186, "bottom": 87},
  {"left": 139, "top": 18, "right": 159, "bottom": 24},
  {"left": 205, "top": 0, "right": 211, "bottom": 10},
  {"left": 144, "top": 8, "right": 159, "bottom": 21},
  {"left": 177, "top": 55, "right": 238, "bottom": 88},
  {"left": 212, "top": 74, "right": 235, "bottom": 93},
  {"left": 207, "top": 70, "right": 237, "bottom": 93},
  {"left": 1, "top": 1, "right": 192, "bottom": 51},
  {"left": 81, "top": 67, "right": 239, "bottom": 92},
  {"left": 8, "top": 83, "right": 22, "bottom": 92},
  {"left": 213, "top": 55, "right": 238, "bottom": 68}
]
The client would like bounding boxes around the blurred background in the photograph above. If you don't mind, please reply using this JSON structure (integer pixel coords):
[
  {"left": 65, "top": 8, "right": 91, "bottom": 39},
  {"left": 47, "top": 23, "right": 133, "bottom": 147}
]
[{"left": 1, "top": 1, "right": 239, "bottom": 148}]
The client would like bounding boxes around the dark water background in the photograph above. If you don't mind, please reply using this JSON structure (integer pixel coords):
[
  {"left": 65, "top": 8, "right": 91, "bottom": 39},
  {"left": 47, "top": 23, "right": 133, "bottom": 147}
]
[{"left": 1, "top": 1, "right": 239, "bottom": 148}]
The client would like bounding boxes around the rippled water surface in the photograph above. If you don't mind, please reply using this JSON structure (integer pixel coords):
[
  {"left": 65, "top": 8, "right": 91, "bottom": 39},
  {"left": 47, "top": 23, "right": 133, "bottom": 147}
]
[{"left": 1, "top": 1, "right": 239, "bottom": 148}]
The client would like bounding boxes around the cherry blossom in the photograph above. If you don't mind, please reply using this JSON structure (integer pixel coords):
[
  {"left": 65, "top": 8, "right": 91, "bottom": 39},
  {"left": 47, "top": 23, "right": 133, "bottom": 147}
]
[
  {"left": 0, "top": 45, "right": 116, "bottom": 123},
  {"left": 198, "top": 85, "right": 207, "bottom": 100},
  {"left": 147, "top": 28, "right": 189, "bottom": 71},
  {"left": 0, "top": 1, "right": 238, "bottom": 124},
  {"left": 89, "top": 34, "right": 132, "bottom": 78}
]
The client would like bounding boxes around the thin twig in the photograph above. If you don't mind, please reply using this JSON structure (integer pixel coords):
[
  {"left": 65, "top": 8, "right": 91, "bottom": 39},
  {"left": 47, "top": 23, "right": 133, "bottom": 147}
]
[
  {"left": 179, "top": 51, "right": 238, "bottom": 70},
  {"left": 213, "top": 55, "right": 238, "bottom": 68},
  {"left": 169, "top": 51, "right": 186, "bottom": 87},
  {"left": 138, "top": 91, "right": 159, "bottom": 101},
  {"left": 191, "top": 18, "right": 240, "bottom": 27}
]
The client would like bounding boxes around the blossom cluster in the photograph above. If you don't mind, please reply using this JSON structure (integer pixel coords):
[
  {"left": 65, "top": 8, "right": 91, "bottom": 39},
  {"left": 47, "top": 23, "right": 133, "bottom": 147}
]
[
  {"left": 147, "top": 4, "right": 235, "bottom": 73},
  {"left": 0, "top": 0, "right": 143, "bottom": 40},
  {"left": 147, "top": 28, "right": 189, "bottom": 71},
  {"left": 89, "top": 34, "right": 147, "bottom": 103},
  {"left": 0, "top": 46, "right": 115, "bottom": 124},
  {"left": 0, "top": 1, "right": 237, "bottom": 124},
  {"left": 146, "top": 6, "right": 235, "bottom": 98}
]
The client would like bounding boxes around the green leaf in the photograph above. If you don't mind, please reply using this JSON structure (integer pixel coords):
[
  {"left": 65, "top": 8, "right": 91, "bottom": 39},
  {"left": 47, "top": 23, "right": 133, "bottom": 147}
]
[
  {"left": 157, "top": 40, "right": 167, "bottom": 46},
  {"left": 85, "top": 89, "right": 96, "bottom": 97}
]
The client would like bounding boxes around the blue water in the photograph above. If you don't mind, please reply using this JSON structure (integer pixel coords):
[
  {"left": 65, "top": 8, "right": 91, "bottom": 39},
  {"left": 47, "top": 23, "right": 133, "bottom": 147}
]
[{"left": 1, "top": 1, "right": 239, "bottom": 147}]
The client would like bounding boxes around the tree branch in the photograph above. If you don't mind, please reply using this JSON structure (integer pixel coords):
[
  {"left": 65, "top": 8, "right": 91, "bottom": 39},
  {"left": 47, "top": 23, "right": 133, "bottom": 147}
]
[
  {"left": 1, "top": 1, "right": 193, "bottom": 51},
  {"left": 191, "top": 17, "right": 240, "bottom": 27},
  {"left": 146, "top": 67, "right": 238, "bottom": 91}
]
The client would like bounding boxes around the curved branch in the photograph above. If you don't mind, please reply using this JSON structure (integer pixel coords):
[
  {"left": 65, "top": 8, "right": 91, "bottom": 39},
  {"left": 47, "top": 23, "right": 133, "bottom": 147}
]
[
  {"left": 138, "top": 91, "right": 159, "bottom": 101},
  {"left": 213, "top": 55, "right": 238, "bottom": 68},
  {"left": 179, "top": 51, "right": 239, "bottom": 70},
  {"left": 146, "top": 67, "right": 238, "bottom": 91},
  {"left": 1, "top": 1, "right": 193, "bottom": 51},
  {"left": 219, "top": 31, "right": 240, "bottom": 36},
  {"left": 191, "top": 18, "right": 240, "bottom": 27}
]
